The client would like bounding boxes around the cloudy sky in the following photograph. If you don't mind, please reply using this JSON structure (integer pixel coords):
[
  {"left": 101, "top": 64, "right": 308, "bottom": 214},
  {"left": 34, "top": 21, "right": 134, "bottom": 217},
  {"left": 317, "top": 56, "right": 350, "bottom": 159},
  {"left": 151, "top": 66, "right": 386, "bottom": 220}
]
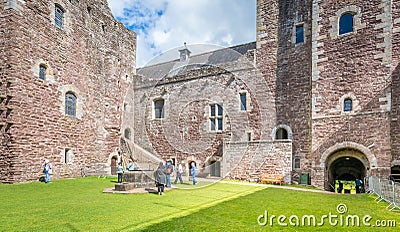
[{"left": 106, "top": 0, "right": 256, "bottom": 67}]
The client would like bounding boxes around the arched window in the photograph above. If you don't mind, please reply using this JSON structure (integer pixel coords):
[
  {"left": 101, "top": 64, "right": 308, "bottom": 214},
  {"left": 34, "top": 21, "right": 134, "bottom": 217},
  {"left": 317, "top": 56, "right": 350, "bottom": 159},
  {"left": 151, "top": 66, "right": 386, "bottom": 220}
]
[
  {"left": 153, "top": 99, "right": 164, "bottom": 119},
  {"left": 65, "top": 92, "right": 77, "bottom": 116},
  {"left": 339, "top": 13, "right": 354, "bottom": 35},
  {"left": 55, "top": 4, "right": 65, "bottom": 28},
  {"left": 275, "top": 128, "right": 288, "bottom": 140},
  {"left": 124, "top": 128, "right": 131, "bottom": 140},
  {"left": 39, "top": 64, "right": 47, "bottom": 80},
  {"left": 344, "top": 98, "right": 353, "bottom": 112}
]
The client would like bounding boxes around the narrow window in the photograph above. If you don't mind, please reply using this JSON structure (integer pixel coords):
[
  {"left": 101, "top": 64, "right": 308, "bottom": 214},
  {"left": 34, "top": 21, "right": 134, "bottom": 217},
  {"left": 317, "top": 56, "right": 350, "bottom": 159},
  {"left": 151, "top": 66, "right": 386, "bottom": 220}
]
[
  {"left": 39, "top": 65, "right": 46, "bottom": 80},
  {"left": 154, "top": 99, "right": 164, "bottom": 119},
  {"left": 124, "top": 128, "right": 131, "bottom": 140},
  {"left": 210, "top": 103, "right": 223, "bottom": 132},
  {"left": 296, "top": 24, "right": 304, "bottom": 44},
  {"left": 344, "top": 98, "right": 352, "bottom": 112},
  {"left": 64, "top": 148, "right": 71, "bottom": 164},
  {"left": 294, "top": 158, "right": 301, "bottom": 169},
  {"left": 275, "top": 128, "right": 288, "bottom": 140},
  {"left": 65, "top": 92, "right": 77, "bottom": 116},
  {"left": 240, "top": 92, "right": 247, "bottom": 111},
  {"left": 55, "top": 5, "right": 65, "bottom": 28},
  {"left": 247, "top": 132, "right": 252, "bottom": 141},
  {"left": 339, "top": 13, "right": 354, "bottom": 35}
]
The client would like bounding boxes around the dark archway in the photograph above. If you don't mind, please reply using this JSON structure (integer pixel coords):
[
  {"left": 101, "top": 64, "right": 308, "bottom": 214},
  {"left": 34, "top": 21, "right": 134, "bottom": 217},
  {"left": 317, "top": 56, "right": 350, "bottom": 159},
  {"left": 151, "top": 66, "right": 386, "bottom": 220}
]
[
  {"left": 326, "top": 149, "right": 368, "bottom": 191},
  {"left": 391, "top": 166, "right": 400, "bottom": 182}
]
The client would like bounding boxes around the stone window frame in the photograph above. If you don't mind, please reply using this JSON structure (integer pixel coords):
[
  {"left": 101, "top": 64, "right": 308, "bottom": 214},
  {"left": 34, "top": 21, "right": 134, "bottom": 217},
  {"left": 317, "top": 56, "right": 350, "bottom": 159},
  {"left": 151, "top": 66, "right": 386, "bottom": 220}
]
[
  {"left": 59, "top": 85, "right": 83, "bottom": 119},
  {"left": 63, "top": 147, "right": 73, "bottom": 164},
  {"left": 153, "top": 98, "right": 165, "bottom": 119},
  {"left": 209, "top": 103, "right": 223, "bottom": 132},
  {"left": 329, "top": 6, "right": 366, "bottom": 39},
  {"left": 32, "top": 60, "right": 55, "bottom": 83},
  {"left": 339, "top": 93, "right": 360, "bottom": 115},
  {"left": 292, "top": 22, "right": 308, "bottom": 45},
  {"left": 271, "top": 124, "right": 293, "bottom": 141},
  {"left": 50, "top": 2, "right": 71, "bottom": 32}
]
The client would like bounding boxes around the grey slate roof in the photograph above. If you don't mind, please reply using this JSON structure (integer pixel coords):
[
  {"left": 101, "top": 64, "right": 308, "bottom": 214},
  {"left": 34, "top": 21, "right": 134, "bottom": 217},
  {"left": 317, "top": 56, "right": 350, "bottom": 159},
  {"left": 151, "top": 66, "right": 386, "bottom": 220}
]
[{"left": 137, "top": 42, "right": 256, "bottom": 79}]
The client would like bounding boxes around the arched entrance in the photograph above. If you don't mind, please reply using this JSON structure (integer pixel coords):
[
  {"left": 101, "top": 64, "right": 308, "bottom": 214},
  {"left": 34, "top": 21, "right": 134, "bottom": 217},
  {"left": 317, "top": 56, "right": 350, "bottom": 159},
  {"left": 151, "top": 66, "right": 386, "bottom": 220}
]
[{"left": 325, "top": 148, "right": 369, "bottom": 192}]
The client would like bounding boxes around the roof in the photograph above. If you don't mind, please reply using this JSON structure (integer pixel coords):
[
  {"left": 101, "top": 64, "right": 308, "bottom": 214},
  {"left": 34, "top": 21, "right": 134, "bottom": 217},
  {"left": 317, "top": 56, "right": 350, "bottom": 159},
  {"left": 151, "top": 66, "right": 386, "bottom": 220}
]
[{"left": 137, "top": 42, "right": 256, "bottom": 79}]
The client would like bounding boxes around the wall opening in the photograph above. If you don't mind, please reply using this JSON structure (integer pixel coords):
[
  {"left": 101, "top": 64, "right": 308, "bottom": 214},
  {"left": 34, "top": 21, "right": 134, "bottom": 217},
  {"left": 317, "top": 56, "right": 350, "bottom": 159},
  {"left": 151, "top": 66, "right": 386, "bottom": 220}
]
[{"left": 326, "top": 148, "right": 368, "bottom": 192}]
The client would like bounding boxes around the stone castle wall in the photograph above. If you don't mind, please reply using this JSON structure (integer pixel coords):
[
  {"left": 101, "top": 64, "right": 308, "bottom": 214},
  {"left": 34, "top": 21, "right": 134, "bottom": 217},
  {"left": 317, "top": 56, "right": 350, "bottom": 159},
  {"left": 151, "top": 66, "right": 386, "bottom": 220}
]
[
  {"left": 133, "top": 54, "right": 277, "bottom": 173},
  {"left": 0, "top": 0, "right": 136, "bottom": 183},
  {"left": 310, "top": 0, "right": 393, "bottom": 185}
]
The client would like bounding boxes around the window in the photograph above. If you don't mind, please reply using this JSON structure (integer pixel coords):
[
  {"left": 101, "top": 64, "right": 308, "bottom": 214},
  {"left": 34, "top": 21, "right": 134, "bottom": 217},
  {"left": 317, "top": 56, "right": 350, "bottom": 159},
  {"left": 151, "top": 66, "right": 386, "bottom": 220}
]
[
  {"left": 240, "top": 92, "right": 247, "bottom": 111},
  {"left": 124, "top": 128, "right": 131, "bottom": 140},
  {"left": 154, "top": 99, "right": 164, "bottom": 119},
  {"left": 39, "top": 65, "right": 46, "bottom": 80},
  {"left": 294, "top": 158, "right": 300, "bottom": 169},
  {"left": 247, "top": 132, "right": 252, "bottom": 141},
  {"left": 296, "top": 24, "right": 304, "bottom": 44},
  {"left": 275, "top": 128, "right": 288, "bottom": 140},
  {"left": 339, "top": 13, "right": 354, "bottom": 35},
  {"left": 55, "top": 5, "right": 65, "bottom": 28},
  {"left": 64, "top": 148, "right": 71, "bottom": 164},
  {"left": 344, "top": 98, "right": 352, "bottom": 112},
  {"left": 65, "top": 92, "right": 77, "bottom": 116},
  {"left": 210, "top": 104, "right": 223, "bottom": 131}
]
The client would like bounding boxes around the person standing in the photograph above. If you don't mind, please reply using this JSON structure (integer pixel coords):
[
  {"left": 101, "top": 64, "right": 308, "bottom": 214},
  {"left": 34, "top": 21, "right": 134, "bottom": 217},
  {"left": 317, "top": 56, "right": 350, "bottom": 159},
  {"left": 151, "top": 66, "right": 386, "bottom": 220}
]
[
  {"left": 42, "top": 159, "right": 52, "bottom": 183},
  {"left": 116, "top": 162, "right": 124, "bottom": 183},
  {"left": 174, "top": 162, "right": 184, "bottom": 184},
  {"left": 337, "top": 181, "right": 343, "bottom": 194},
  {"left": 355, "top": 177, "right": 362, "bottom": 194},
  {"left": 191, "top": 162, "right": 197, "bottom": 185},
  {"left": 165, "top": 159, "right": 174, "bottom": 187},
  {"left": 154, "top": 162, "right": 166, "bottom": 195}
]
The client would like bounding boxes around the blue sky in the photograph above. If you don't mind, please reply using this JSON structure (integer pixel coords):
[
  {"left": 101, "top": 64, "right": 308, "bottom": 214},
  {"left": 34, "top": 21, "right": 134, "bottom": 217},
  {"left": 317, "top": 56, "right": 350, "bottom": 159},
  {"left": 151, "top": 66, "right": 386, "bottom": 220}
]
[{"left": 106, "top": 0, "right": 256, "bottom": 67}]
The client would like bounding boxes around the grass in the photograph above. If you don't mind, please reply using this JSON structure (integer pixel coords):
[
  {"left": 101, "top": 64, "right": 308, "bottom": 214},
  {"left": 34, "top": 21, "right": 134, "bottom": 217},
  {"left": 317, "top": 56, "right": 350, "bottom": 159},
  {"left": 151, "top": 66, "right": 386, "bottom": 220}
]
[{"left": 0, "top": 177, "right": 398, "bottom": 231}]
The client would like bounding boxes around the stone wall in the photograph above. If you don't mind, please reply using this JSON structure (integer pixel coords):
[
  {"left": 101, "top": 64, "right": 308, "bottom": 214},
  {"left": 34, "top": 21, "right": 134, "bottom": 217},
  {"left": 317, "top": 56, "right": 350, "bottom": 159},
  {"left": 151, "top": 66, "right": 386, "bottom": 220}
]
[
  {"left": 275, "top": 0, "right": 313, "bottom": 172},
  {"left": 310, "top": 0, "right": 393, "bottom": 186},
  {"left": 0, "top": 0, "right": 136, "bottom": 183},
  {"left": 223, "top": 140, "right": 292, "bottom": 183},
  {"left": 391, "top": 0, "right": 400, "bottom": 166},
  {"left": 132, "top": 52, "right": 276, "bottom": 172}
]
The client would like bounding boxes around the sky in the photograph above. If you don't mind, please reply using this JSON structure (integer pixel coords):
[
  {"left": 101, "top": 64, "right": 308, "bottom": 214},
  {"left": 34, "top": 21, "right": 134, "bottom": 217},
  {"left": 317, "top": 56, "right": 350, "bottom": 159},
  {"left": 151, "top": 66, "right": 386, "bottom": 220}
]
[{"left": 106, "top": 0, "right": 256, "bottom": 67}]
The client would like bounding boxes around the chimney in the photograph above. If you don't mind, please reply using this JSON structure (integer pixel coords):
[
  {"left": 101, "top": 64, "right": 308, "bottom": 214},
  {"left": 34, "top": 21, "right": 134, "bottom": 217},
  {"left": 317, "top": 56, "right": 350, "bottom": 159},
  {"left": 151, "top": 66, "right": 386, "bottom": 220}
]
[{"left": 178, "top": 42, "right": 191, "bottom": 62}]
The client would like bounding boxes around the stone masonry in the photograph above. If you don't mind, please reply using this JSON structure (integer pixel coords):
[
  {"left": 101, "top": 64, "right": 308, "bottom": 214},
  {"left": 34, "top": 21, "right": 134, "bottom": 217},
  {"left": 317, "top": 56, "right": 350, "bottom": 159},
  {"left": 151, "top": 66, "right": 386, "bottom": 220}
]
[
  {"left": 2, "top": 0, "right": 400, "bottom": 189},
  {"left": 0, "top": 0, "right": 135, "bottom": 183}
]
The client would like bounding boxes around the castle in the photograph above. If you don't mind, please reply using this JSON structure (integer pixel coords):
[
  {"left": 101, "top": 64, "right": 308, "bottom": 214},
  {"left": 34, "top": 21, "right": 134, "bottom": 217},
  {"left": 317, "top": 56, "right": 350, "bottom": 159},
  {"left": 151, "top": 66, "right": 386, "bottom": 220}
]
[{"left": 1, "top": 0, "right": 400, "bottom": 190}]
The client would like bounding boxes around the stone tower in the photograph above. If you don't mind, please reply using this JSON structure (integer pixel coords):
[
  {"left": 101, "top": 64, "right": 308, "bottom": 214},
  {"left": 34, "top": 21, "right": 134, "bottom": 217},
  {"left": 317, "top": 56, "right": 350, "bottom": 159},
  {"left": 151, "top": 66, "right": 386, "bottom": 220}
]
[
  {"left": 257, "top": 0, "right": 400, "bottom": 189},
  {"left": 0, "top": 0, "right": 136, "bottom": 183}
]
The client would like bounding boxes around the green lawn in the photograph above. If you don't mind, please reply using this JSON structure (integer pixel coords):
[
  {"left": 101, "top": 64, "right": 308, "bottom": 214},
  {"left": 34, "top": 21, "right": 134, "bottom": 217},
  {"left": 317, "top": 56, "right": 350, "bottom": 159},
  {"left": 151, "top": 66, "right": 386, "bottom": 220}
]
[{"left": 0, "top": 177, "right": 398, "bottom": 231}]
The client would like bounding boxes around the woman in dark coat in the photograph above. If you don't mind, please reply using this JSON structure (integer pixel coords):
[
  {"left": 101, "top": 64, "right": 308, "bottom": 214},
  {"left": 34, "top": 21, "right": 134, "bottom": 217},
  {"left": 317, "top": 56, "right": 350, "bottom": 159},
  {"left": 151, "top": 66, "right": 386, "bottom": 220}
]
[{"left": 154, "top": 162, "right": 166, "bottom": 195}]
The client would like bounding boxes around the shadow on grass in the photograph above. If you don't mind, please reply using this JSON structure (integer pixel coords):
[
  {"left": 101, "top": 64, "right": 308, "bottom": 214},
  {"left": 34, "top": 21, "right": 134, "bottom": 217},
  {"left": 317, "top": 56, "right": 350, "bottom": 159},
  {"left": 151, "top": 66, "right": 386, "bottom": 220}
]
[{"left": 120, "top": 188, "right": 399, "bottom": 232}]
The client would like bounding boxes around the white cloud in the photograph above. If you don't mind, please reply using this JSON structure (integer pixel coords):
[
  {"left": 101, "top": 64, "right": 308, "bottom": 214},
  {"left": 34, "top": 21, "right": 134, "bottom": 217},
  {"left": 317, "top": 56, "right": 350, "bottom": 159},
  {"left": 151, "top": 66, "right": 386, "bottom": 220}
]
[{"left": 107, "top": 0, "right": 256, "bottom": 67}]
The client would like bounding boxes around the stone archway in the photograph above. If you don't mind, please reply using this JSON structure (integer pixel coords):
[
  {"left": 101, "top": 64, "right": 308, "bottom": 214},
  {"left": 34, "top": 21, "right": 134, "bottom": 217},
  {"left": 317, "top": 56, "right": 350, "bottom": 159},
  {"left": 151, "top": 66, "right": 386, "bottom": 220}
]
[{"left": 319, "top": 142, "right": 376, "bottom": 191}]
